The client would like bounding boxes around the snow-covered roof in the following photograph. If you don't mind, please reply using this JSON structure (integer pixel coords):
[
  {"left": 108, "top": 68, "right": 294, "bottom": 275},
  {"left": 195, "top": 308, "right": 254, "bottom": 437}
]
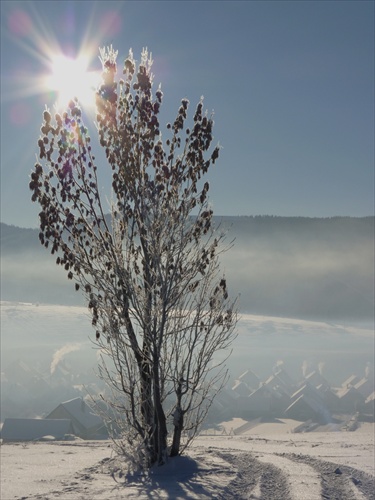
[
  {"left": 264, "top": 372, "right": 295, "bottom": 396},
  {"left": 354, "top": 378, "right": 374, "bottom": 399},
  {"left": 273, "top": 368, "right": 295, "bottom": 388},
  {"left": 336, "top": 386, "right": 365, "bottom": 401},
  {"left": 1, "top": 418, "right": 73, "bottom": 441},
  {"left": 290, "top": 383, "right": 327, "bottom": 410},
  {"left": 238, "top": 370, "right": 260, "bottom": 389},
  {"left": 341, "top": 374, "right": 360, "bottom": 388},
  {"left": 285, "top": 394, "right": 325, "bottom": 420},
  {"left": 305, "top": 371, "right": 330, "bottom": 389},
  {"left": 49, "top": 398, "right": 102, "bottom": 430},
  {"left": 231, "top": 380, "right": 251, "bottom": 397},
  {"left": 248, "top": 384, "right": 273, "bottom": 398}
]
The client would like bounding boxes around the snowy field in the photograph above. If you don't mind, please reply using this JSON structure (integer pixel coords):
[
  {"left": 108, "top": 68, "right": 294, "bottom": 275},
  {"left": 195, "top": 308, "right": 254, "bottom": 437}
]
[{"left": 1, "top": 422, "right": 374, "bottom": 499}]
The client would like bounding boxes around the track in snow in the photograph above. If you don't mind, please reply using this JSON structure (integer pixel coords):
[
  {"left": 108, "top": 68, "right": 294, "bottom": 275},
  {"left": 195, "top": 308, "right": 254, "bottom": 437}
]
[
  {"left": 5, "top": 445, "right": 374, "bottom": 499},
  {"left": 214, "top": 449, "right": 374, "bottom": 500}
]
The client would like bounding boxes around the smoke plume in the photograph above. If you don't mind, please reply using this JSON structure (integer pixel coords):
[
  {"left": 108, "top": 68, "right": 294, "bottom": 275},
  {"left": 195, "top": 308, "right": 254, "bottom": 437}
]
[
  {"left": 50, "top": 343, "right": 81, "bottom": 374},
  {"left": 273, "top": 360, "right": 284, "bottom": 374},
  {"left": 301, "top": 360, "right": 310, "bottom": 378},
  {"left": 365, "top": 362, "right": 373, "bottom": 379}
]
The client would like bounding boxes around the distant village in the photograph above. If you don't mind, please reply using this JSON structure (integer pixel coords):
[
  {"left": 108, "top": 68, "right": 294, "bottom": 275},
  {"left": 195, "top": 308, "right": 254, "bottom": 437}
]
[
  {"left": 1, "top": 358, "right": 374, "bottom": 442},
  {"left": 208, "top": 365, "right": 374, "bottom": 430}
]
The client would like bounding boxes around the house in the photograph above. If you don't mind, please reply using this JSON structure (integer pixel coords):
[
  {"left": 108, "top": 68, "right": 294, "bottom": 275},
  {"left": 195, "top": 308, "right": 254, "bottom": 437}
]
[
  {"left": 232, "top": 380, "right": 251, "bottom": 397},
  {"left": 288, "top": 383, "right": 331, "bottom": 423},
  {"left": 45, "top": 397, "right": 105, "bottom": 439},
  {"left": 364, "top": 392, "right": 375, "bottom": 416},
  {"left": 354, "top": 377, "right": 374, "bottom": 399},
  {"left": 0, "top": 418, "right": 74, "bottom": 442},
  {"left": 236, "top": 384, "right": 275, "bottom": 418},
  {"left": 335, "top": 386, "right": 365, "bottom": 413},
  {"left": 264, "top": 368, "right": 295, "bottom": 397},
  {"left": 304, "top": 370, "right": 330, "bottom": 390},
  {"left": 291, "top": 383, "right": 325, "bottom": 405},
  {"left": 273, "top": 367, "right": 296, "bottom": 391},
  {"left": 284, "top": 395, "right": 328, "bottom": 423},
  {"left": 264, "top": 375, "right": 292, "bottom": 399},
  {"left": 341, "top": 374, "right": 360, "bottom": 389},
  {"left": 237, "top": 370, "right": 261, "bottom": 392},
  {"left": 316, "top": 384, "right": 340, "bottom": 413},
  {"left": 207, "top": 386, "right": 237, "bottom": 421},
  {"left": 268, "top": 386, "right": 291, "bottom": 415}
]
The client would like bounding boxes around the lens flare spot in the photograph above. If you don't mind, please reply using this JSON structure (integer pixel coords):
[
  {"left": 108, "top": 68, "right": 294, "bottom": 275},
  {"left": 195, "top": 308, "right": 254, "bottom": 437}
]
[
  {"left": 99, "top": 10, "right": 122, "bottom": 36},
  {"left": 8, "top": 9, "right": 33, "bottom": 37},
  {"left": 9, "top": 102, "right": 32, "bottom": 126}
]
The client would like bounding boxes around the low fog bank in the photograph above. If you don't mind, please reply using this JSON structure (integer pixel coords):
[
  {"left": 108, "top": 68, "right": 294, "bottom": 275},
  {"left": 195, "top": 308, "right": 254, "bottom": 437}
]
[{"left": 1, "top": 217, "right": 374, "bottom": 321}]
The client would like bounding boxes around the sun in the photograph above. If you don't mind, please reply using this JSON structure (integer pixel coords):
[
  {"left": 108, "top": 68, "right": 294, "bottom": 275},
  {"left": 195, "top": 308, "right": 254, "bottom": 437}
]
[{"left": 46, "top": 54, "right": 101, "bottom": 110}]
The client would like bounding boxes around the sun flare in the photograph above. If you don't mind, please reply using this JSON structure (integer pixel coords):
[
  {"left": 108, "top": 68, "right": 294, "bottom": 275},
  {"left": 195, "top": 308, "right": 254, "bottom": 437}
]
[{"left": 46, "top": 54, "right": 101, "bottom": 110}]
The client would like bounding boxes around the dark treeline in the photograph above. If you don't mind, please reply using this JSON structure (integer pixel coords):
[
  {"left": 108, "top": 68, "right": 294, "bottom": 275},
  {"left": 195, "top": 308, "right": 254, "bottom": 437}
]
[{"left": 2, "top": 216, "right": 373, "bottom": 251}]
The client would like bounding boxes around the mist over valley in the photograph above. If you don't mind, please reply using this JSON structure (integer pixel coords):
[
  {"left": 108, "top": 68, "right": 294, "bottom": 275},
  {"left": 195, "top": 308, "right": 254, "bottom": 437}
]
[
  {"left": 2, "top": 216, "right": 373, "bottom": 321},
  {"left": 1, "top": 216, "right": 373, "bottom": 423}
]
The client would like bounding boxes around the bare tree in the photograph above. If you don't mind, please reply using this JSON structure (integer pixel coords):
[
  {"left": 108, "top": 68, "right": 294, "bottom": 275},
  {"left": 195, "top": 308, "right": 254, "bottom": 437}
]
[{"left": 30, "top": 46, "right": 238, "bottom": 467}]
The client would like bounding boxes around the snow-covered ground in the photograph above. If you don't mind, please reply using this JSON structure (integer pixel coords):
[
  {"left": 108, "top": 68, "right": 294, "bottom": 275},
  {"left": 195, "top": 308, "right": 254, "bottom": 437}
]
[
  {"left": 1, "top": 301, "right": 374, "bottom": 498},
  {"left": 1, "top": 422, "right": 374, "bottom": 500}
]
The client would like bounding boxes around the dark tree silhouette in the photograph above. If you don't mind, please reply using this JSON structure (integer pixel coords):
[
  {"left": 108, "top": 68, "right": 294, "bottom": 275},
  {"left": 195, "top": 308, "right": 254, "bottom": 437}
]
[{"left": 30, "top": 46, "right": 237, "bottom": 468}]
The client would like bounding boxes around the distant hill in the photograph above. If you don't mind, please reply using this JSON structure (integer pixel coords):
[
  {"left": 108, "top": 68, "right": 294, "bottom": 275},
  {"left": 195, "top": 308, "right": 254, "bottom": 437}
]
[
  {"left": 1, "top": 217, "right": 374, "bottom": 321},
  {"left": 0, "top": 223, "right": 40, "bottom": 253},
  {"left": 2, "top": 216, "right": 373, "bottom": 254}
]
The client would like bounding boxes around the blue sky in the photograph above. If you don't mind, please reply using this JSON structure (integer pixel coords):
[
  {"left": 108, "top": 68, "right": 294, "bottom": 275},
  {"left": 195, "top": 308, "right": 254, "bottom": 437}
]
[{"left": 1, "top": 0, "right": 374, "bottom": 228}]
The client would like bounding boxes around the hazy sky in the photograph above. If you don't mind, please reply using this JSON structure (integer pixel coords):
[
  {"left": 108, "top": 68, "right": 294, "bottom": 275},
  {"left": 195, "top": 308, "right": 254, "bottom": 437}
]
[{"left": 1, "top": 0, "right": 374, "bottom": 228}]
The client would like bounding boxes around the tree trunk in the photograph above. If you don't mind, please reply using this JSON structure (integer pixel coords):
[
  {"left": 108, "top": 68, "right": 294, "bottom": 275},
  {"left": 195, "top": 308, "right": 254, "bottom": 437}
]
[
  {"left": 170, "top": 406, "right": 184, "bottom": 457},
  {"left": 154, "top": 399, "right": 168, "bottom": 464},
  {"left": 153, "top": 375, "right": 168, "bottom": 464},
  {"left": 139, "top": 356, "right": 155, "bottom": 466}
]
